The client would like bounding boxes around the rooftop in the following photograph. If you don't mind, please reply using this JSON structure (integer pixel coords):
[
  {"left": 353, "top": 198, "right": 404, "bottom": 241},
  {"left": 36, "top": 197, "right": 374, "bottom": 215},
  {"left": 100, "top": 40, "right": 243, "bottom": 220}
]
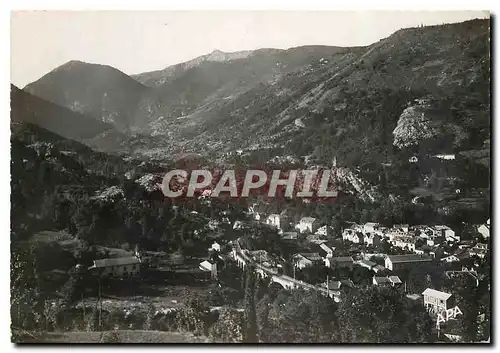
[
  {"left": 406, "top": 293, "right": 421, "bottom": 300},
  {"left": 387, "top": 254, "right": 433, "bottom": 263},
  {"left": 299, "top": 252, "right": 322, "bottom": 261},
  {"left": 422, "top": 288, "right": 452, "bottom": 301},
  {"left": 359, "top": 259, "right": 376, "bottom": 268},
  {"left": 300, "top": 217, "right": 317, "bottom": 224},
  {"left": 325, "top": 281, "right": 342, "bottom": 290},
  {"left": 389, "top": 276, "right": 402, "bottom": 284},
  {"left": 373, "top": 276, "right": 392, "bottom": 285},
  {"left": 331, "top": 256, "right": 354, "bottom": 262}
]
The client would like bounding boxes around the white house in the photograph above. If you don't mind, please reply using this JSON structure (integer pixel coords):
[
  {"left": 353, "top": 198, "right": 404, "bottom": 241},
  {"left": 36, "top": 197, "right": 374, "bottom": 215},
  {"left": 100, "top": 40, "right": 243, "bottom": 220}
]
[
  {"left": 372, "top": 276, "right": 402, "bottom": 287},
  {"left": 393, "top": 236, "right": 416, "bottom": 252},
  {"left": 315, "top": 225, "right": 332, "bottom": 237},
  {"left": 248, "top": 203, "right": 267, "bottom": 221},
  {"left": 319, "top": 243, "right": 335, "bottom": 258},
  {"left": 385, "top": 254, "right": 433, "bottom": 271},
  {"left": 394, "top": 224, "right": 410, "bottom": 233},
  {"left": 293, "top": 253, "right": 322, "bottom": 269},
  {"left": 296, "top": 217, "right": 319, "bottom": 234},
  {"left": 478, "top": 220, "right": 490, "bottom": 238},
  {"left": 233, "top": 221, "right": 244, "bottom": 230},
  {"left": 363, "top": 222, "right": 380, "bottom": 234},
  {"left": 357, "top": 259, "right": 376, "bottom": 270},
  {"left": 89, "top": 256, "right": 141, "bottom": 278},
  {"left": 433, "top": 225, "right": 455, "bottom": 239},
  {"left": 325, "top": 256, "right": 354, "bottom": 269},
  {"left": 441, "top": 254, "right": 460, "bottom": 263},
  {"left": 432, "top": 154, "right": 455, "bottom": 160},
  {"left": 266, "top": 214, "right": 289, "bottom": 230},
  {"left": 422, "top": 288, "right": 452, "bottom": 312},
  {"left": 342, "top": 228, "right": 364, "bottom": 244},
  {"left": 209, "top": 241, "right": 221, "bottom": 252},
  {"left": 365, "top": 233, "right": 381, "bottom": 247},
  {"left": 469, "top": 243, "right": 488, "bottom": 259}
]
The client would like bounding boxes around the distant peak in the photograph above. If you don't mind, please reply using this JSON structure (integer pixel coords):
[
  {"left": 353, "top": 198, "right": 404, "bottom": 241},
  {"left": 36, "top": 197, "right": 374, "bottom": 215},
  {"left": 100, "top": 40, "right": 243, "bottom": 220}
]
[{"left": 205, "top": 49, "right": 255, "bottom": 62}]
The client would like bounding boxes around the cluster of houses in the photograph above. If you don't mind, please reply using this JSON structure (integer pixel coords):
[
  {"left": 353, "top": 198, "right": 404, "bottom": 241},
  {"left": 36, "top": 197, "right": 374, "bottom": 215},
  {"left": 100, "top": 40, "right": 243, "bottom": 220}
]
[
  {"left": 342, "top": 222, "right": 460, "bottom": 255},
  {"left": 248, "top": 203, "right": 326, "bottom": 239}
]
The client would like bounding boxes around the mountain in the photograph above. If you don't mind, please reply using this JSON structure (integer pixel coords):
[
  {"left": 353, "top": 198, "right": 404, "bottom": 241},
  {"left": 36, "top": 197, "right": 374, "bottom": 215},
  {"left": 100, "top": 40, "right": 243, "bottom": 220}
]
[
  {"left": 11, "top": 84, "right": 138, "bottom": 153},
  {"left": 11, "top": 84, "right": 115, "bottom": 140},
  {"left": 19, "top": 19, "right": 490, "bottom": 209},
  {"left": 131, "top": 46, "right": 360, "bottom": 130},
  {"left": 23, "top": 61, "right": 150, "bottom": 131},
  {"left": 128, "top": 19, "right": 490, "bottom": 167},
  {"left": 132, "top": 49, "right": 265, "bottom": 87}
]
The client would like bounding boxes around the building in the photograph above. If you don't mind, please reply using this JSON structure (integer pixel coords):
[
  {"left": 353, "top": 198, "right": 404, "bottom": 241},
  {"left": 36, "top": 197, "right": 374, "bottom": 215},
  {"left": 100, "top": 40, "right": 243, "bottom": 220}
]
[
  {"left": 372, "top": 276, "right": 402, "bottom": 286},
  {"left": 325, "top": 256, "right": 354, "bottom": 269},
  {"left": 394, "top": 224, "right": 410, "bottom": 233},
  {"left": 385, "top": 254, "right": 433, "bottom": 271},
  {"left": 363, "top": 222, "right": 380, "bottom": 234},
  {"left": 441, "top": 254, "right": 460, "bottom": 263},
  {"left": 445, "top": 268, "right": 479, "bottom": 287},
  {"left": 199, "top": 260, "right": 216, "bottom": 272},
  {"left": 296, "top": 217, "right": 320, "bottom": 234},
  {"left": 433, "top": 225, "right": 455, "bottom": 239},
  {"left": 342, "top": 228, "right": 364, "bottom": 244},
  {"left": 89, "top": 256, "right": 142, "bottom": 278},
  {"left": 293, "top": 253, "right": 323, "bottom": 269},
  {"left": 372, "top": 265, "right": 386, "bottom": 273},
  {"left": 469, "top": 243, "right": 488, "bottom": 259},
  {"left": 315, "top": 225, "right": 332, "bottom": 237},
  {"left": 393, "top": 236, "right": 417, "bottom": 252},
  {"left": 477, "top": 219, "right": 490, "bottom": 238},
  {"left": 422, "top": 288, "right": 452, "bottom": 312},
  {"left": 364, "top": 233, "right": 381, "bottom": 247},
  {"left": 266, "top": 214, "right": 289, "bottom": 231},
  {"left": 281, "top": 231, "right": 298, "bottom": 241},
  {"left": 319, "top": 242, "right": 335, "bottom": 258},
  {"left": 474, "top": 243, "right": 488, "bottom": 250},
  {"left": 233, "top": 221, "right": 244, "bottom": 230},
  {"left": 432, "top": 154, "right": 455, "bottom": 160},
  {"left": 249, "top": 250, "right": 275, "bottom": 266},
  {"left": 357, "top": 259, "right": 376, "bottom": 270},
  {"left": 457, "top": 240, "right": 475, "bottom": 249},
  {"left": 199, "top": 260, "right": 218, "bottom": 279},
  {"left": 384, "top": 228, "right": 408, "bottom": 242},
  {"left": 324, "top": 280, "right": 342, "bottom": 291},
  {"left": 248, "top": 202, "right": 267, "bottom": 221},
  {"left": 388, "top": 276, "right": 403, "bottom": 286},
  {"left": 209, "top": 241, "right": 221, "bottom": 252}
]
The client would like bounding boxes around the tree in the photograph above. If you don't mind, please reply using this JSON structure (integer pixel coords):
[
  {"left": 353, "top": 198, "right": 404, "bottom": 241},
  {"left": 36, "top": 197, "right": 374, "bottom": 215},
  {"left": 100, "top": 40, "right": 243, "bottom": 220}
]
[
  {"left": 265, "top": 289, "right": 338, "bottom": 342},
  {"left": 175, "top": 294, "right": 209, "bottom": 336},
  {"left": 335, "top": 286, "right": 434, "bottom": 343},
  {"left": 145, "top": 303, "right": 155, "bottom": 331},
  {"left": 243, "top": 265, "right": 258, "bottom": 342},
  {"left": 11, "top": 244, "right": 44, "bottom": 336},
  {"left": 209, "top": 308, "right": 244, "bottom": 342}
]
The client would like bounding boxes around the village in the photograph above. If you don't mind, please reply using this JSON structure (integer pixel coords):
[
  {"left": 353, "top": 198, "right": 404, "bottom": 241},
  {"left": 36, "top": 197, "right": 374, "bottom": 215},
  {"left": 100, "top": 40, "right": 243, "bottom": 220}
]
[{"left": 82, "top": 196, "right": 490, "bottom": 342}]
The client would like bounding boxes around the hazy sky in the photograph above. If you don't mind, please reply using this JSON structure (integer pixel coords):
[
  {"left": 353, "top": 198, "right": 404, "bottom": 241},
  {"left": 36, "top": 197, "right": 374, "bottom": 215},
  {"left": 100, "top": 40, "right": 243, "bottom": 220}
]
[{"left": 11, "top": 10, "right": 489, "bottom": 87}]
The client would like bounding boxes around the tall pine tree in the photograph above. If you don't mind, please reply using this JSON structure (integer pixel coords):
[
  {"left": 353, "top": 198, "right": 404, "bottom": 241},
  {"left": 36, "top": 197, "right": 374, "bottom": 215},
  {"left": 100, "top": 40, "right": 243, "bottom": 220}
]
[{"left": 243, "top": 264, "right": 258, "bottom": 342}]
